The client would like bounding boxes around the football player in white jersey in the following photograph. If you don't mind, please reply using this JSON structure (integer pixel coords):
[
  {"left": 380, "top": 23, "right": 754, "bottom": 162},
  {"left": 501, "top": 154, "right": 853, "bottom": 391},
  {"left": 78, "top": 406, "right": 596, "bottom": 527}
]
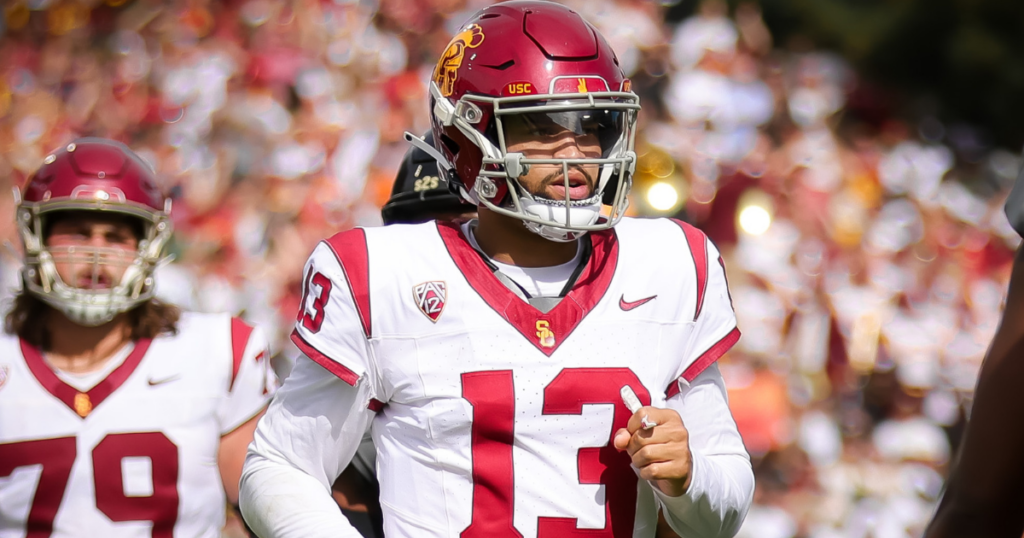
[
  {"left": 0, "top": 138, "right": 275, "bottom": 537},
  {"left": 240, "top": 2, "right": 754, "bottom": 537}
]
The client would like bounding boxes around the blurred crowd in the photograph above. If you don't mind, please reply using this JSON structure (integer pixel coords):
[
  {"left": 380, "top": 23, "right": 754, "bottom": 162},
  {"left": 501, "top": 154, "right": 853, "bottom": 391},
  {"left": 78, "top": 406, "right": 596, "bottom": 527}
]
[{"left": 0, "top": 1, "right": 1019, "bottom": 537}]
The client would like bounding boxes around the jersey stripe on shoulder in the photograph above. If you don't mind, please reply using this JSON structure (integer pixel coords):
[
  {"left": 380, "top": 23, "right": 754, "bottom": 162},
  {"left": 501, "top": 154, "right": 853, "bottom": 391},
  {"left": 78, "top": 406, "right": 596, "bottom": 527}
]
[
  {"left": 291, "top": 329, "right": 360, "bottom": 386},
  {"left": 230, "top": 317, "right": 255, "bottom": 391},
  {"left": 324, "top": 228, "right": 372, "bottom": 339},
  {"left": 670, "top": 219, "right": 709, "bottom": 322},
  {"left": 717, "top": 255, "right": 734, "bottom": 308},
  {"left": 666, "top": 327, "right": 741, "bottom": 398}
]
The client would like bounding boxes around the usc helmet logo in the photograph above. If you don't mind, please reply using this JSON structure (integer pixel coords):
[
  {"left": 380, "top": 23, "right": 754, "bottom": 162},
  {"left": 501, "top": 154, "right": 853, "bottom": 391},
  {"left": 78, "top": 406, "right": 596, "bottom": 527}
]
[
  {"left": 536, "top": 320, "right": 555, "bottom": 348},
  {"left": 434, "top": 24, "right": 485, "bottom": 97}
]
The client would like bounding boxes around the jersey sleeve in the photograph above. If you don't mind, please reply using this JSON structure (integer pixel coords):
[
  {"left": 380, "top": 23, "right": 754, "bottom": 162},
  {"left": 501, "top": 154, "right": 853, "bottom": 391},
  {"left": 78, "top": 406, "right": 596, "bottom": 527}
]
[
  {"left": 218, "top": 318, "right": 277, "bottom": 435},
  {"left": 656, "top": 363, "right": 754, "bottom": 537},
  {"left": 668, "top": 221, "right": 742, "bottom": 397},
  {"left": 240, "top": 355, "right": 374, "bottom": 537},
  {"left": 290, "top": 230, "right": 378, "bottom": 394}
]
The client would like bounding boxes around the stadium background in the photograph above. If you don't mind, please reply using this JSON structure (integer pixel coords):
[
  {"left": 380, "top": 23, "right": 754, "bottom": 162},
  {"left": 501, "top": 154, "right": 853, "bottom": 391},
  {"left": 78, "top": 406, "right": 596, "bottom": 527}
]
[{"left": 0, "top": 0, "right": 1022, "bottom": 537}]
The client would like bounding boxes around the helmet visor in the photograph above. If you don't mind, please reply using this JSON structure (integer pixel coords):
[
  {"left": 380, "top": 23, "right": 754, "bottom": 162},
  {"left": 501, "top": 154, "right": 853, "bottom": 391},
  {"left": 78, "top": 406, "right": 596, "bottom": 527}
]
[{"left": 499, "top": 108, "right": 625, "bottom": 159}]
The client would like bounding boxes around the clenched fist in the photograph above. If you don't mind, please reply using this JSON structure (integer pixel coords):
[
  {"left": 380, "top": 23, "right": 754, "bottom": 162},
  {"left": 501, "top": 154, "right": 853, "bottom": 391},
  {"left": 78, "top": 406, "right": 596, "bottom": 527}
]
[{"left": 613, "top": 407, "right": 693, "bottom": 497}]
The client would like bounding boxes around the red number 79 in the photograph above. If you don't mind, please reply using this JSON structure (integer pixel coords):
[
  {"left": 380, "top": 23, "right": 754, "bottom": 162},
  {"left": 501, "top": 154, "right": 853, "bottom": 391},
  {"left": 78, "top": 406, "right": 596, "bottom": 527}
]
[{"left": 0, "top": 432, "right": 179, "bottom": 538}]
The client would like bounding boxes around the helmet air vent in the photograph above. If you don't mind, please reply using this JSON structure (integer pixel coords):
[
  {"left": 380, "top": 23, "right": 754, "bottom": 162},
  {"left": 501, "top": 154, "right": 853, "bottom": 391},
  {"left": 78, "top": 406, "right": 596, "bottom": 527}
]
[{"left": 484, "top": 59, "right": 516, "bottom": 70}]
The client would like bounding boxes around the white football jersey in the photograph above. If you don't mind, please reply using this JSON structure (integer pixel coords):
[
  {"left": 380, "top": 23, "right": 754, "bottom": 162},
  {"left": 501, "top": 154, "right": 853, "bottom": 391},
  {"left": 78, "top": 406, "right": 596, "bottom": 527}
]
[
  {"left": 0, "top": 312, "right": 274, "bottom": 538},
  {"left": 290, "top": 217, "right": 740, "bottom": 538}
]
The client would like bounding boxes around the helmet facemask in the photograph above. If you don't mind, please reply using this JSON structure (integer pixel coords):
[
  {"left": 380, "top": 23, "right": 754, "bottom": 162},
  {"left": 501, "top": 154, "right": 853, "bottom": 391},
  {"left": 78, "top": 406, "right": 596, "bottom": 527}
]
[
  {"left": 430, "top": 80, "right": 639, "bottom": 242},
  {"left": 15, "top": 195, "right": 173, "bottom": 327}
]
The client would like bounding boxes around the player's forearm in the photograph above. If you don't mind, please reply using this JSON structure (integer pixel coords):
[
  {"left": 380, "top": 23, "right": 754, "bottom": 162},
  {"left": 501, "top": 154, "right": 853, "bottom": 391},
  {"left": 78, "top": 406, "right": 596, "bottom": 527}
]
[
  {"left": 238, "top": 356, "right": 375, "bottom": 536},
  {"left": 659, "top": 364, "right": 754, "bottom": 538},
  {"left": 655, "top": 451, "right": 754, "bottom": 538},
  {"left": 240, "top": 452, "right": 363, "bottom": 538}
]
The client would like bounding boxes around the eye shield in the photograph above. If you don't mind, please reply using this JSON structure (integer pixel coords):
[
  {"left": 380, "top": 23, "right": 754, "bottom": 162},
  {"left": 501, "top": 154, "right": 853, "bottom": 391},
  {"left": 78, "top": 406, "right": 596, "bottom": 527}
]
[{"left": 502, "top": 109, "right": 624, "bottom": 156}]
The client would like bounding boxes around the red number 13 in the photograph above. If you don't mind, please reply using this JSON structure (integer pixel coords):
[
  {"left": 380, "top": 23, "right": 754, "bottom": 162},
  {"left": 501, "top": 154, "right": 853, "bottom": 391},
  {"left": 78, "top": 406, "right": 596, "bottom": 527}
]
[{"left": 461, "top": 368, "right": 651, "bottom": 538}]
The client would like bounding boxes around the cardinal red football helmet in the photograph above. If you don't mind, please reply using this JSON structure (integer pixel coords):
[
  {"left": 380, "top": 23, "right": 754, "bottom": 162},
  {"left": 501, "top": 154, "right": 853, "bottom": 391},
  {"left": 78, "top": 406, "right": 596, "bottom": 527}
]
[
  {"left": 15, "top": 138, "right": 172, "bottom": 326},
  {"left": 427, "top": 0, "right": 639, "bottom": 241}
]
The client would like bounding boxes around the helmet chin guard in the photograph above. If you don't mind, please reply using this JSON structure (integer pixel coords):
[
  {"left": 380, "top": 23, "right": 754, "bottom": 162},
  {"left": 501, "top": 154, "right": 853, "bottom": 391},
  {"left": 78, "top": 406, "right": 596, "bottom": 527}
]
[{"left": 520, "top": 194, "right": 601, "bottom": 242}]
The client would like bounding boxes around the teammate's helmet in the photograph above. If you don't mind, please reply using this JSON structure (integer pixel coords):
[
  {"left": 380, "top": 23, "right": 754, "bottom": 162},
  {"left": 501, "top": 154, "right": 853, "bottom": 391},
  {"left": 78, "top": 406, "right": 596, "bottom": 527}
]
[
  {"left": 429, "top": 0, "right": 639, "bottom": 242},
  {"left": 15, "top": 138, "right": 173, "bottom": 326},
  {"left": 382, "top": 132, "right": 470, "bottom": 225}
]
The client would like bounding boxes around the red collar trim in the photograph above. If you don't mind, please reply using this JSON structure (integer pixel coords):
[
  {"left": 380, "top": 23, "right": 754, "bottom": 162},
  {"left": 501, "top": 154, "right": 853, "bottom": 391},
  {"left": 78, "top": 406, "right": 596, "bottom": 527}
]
[
  {"left": 437, "top": 221, "right": 618, "bottom": 356},
  {"left": 20, "top": 338, "right": 153, "bottom": 419}
]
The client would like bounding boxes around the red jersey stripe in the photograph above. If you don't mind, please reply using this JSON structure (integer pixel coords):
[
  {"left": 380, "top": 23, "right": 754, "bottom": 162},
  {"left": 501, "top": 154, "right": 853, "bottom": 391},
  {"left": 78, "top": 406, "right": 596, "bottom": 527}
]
[
  {"left": 666, "top": 327, "right": 741, "bottom": 398},
  {"left": 324, "top": 228, "right": 372, "bottom": 339},
  {"left": 21, "top": 338, "right": 153, "bottom": 418},
  {"left": 229, "top": 317, "right": 255, "bottom": 391},
  {"left": 671, "top": 219, "right": 709, "bottom": 322},
  {"left": 436, "top": 221, "right": 618, "bottom": 357},
  {"left": 290, "top": 329, "right": 360, "bottom": 386}
]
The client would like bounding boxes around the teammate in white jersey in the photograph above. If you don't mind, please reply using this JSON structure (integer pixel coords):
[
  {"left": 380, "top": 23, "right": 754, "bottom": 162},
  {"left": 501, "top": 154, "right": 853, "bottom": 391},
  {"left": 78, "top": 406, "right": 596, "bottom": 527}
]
[
  {"left": 0, "top": 138, "right": 275, "bottom": 537},
  {"left": 240, "top": 2, "right": 754, "bottom": 537}
]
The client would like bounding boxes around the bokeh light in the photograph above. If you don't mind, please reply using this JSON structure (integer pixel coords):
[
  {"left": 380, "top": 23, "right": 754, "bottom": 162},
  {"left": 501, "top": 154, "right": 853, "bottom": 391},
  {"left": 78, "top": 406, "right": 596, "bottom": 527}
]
[
  {"left": 737, "top": 189, "right": 774, "bottom": 236},
  {"left": 738, "top": 205, "right": 771, "bottom": 235},
  {"left": 646, "top": 181, "right": 680, "bottom": 212}
]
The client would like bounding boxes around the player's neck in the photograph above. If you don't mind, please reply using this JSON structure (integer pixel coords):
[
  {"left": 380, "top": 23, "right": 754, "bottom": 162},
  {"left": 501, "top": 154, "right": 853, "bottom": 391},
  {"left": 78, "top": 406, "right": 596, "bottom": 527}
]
[
  {"left": 43, "top": 310, "right": 133, "bottom": 374},
  {"left": 474, "top": 208, "right": 579, "bottom": 267}
]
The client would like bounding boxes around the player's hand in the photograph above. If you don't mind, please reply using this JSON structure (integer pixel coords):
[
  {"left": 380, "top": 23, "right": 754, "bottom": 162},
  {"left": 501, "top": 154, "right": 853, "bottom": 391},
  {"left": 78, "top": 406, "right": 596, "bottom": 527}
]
[{"left": 612, "top": 407, "right": 692, "bottom": 497}]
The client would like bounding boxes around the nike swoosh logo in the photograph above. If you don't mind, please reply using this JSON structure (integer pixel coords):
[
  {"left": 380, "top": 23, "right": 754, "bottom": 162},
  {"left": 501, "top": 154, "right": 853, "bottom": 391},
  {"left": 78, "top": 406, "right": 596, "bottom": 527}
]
[
  {"left": 147, "top": 375, "right": 180, "bottom": 387},
  {"left": 620, "top": 294, "right": 657, "bottom": 311}
]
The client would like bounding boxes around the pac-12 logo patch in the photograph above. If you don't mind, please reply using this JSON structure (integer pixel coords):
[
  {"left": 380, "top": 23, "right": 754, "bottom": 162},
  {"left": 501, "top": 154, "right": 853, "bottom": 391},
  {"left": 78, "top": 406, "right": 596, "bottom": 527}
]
[
  {"left": 0, "top": 365, "right": 8, "bottom": 390},
  {"left": 413, "top": 281, "right": 447, "bottom": 323}
]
